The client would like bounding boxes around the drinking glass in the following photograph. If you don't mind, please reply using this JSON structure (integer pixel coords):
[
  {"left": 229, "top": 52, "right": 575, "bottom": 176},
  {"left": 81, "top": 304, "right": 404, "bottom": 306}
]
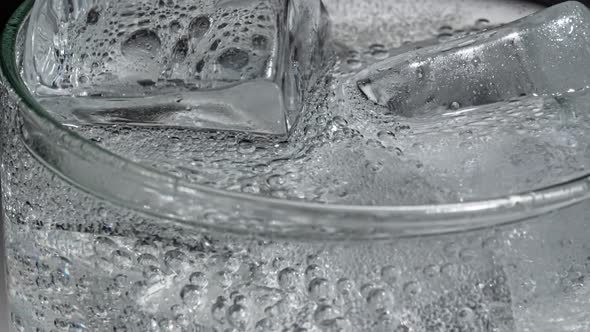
[{"left": 2, "top": 0, "right": 590, "bottom": 331}]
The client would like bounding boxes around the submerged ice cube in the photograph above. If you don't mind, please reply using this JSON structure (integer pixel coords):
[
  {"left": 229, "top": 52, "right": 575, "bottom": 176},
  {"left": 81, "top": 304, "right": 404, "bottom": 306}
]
[
  {"left": 356, "top": 1, "right": 590, "bottom": 116},
  {"left": 23, "top": 0, "right": 328, "bottom": 134}
]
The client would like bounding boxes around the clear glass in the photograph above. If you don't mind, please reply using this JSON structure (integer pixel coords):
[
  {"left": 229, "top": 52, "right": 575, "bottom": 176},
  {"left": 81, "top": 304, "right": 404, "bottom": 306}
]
[{"left": 3, "top": 0, "right": 590, "bottom": 331}]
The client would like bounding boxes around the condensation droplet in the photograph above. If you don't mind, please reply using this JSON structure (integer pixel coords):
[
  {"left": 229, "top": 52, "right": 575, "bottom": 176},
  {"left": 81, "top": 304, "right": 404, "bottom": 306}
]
[
  {"left": 381, "top": 265, "right": 400, "bottom": 285},
  {"left": 218, "top": 48, "right": 249, "bottom": 70},
  {"left": 189, "top": 15, "right": 211, "bottom": 38},
  {"left": 181, "top": 284, "right": 205, "bottom": 310},
  {"left": 308, "top": 278, "right": 332, "bottom": 302},
  {"left": 189, "top": 271, "right": 208, "bottom": 288},
  {"left": 403, "top": 281, "right": 421, "bottom": 296},
  {"left": 226, "top": 304, "right": 250, "bottom": 330},
  {"left": 278, "top": 267, "right": 300, "bottom": 291}
]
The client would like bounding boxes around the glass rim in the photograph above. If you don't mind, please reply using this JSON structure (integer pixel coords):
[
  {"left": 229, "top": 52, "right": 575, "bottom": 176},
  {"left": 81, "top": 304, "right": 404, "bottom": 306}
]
[{"left": 3, "top": 0, "right": 590, "bottom": 240}]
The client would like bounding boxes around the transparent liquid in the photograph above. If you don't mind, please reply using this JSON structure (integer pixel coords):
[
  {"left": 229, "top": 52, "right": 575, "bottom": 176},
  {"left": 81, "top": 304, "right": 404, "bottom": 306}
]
[{"left": 5, "top": 0, "right": 590, "bottom": 331}]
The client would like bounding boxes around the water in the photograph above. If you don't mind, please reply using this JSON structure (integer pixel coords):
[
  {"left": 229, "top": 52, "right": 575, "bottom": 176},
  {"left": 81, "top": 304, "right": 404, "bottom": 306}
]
[{"left": 5, "top": 0, "right": 590, "bottom": 331}]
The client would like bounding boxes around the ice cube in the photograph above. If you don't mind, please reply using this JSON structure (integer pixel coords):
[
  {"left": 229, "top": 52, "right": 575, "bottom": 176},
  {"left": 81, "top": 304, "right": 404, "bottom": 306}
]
[
  {"left": 355, "top": 1, "right": 590, "bottom": 117},
  {"left": 23, "top": 0, "right": 329, "bottom": 135}
]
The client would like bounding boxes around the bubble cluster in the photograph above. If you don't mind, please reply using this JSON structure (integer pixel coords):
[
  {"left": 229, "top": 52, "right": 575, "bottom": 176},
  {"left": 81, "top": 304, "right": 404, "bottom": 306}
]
[{"left": 47, "top": 0, "right": 277, "bottom": 91}]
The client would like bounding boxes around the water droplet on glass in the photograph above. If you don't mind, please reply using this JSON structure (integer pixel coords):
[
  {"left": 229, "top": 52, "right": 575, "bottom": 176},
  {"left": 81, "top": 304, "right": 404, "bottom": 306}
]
[
  {"left": 367, "top": 288, "right": 393, "bottom": 313},
  {"left": 181, "top": 284, "right": 205, "bottom": 310},
  {"left": 377, "top": 131, "right": 396, "bottom": 147},
  {"left": 218, "top": 48, "right": 249, "bottom": 70},
  {"left": 171, "top": 37, "right": 189, "bottom": 63},
  {"left": 138, "top": 253, "right": 159, "bottom": 267},
  {"left": 308, "top": 278, "right": 332, "bottom": 302},
  {"left": 457, "top": 307, "right": 475, "bottom": 323},
  {"left": 143, "top": 265, "right": 165, "bottom": 284},
  {"left": 381, "top": 265, "right": 400, "bottom": 285},
  {"left": 87, "top": 8, "right": 100, "bottom": 25},
  {"left": 475, "top": 18, "right": 490, "bottom": 30},
  {"left": 336, "top": 278, "right": 355, "bottom": 296},
  {"left": 305, "top": 264, "right": 324, "bottom": 281},
  {"left": 278, "top": 267, "right": 300, "bottom": 291},
  {"left": 164, "top": 249, "right": 190, "bottom": 274},
  {"left": 174, "top": 314, "right": 190, "bottom": 328},
  {"left": 403, "top": 281, "right": 421, "bottom": 296},
  {"left": 314, "top": 304, "right": 339, "bottom": 324},
  {"left": 159, "top": 318, "right": 182, "bottom": 332},
  {"left": 112, "top": 249, "right": 134, "bottom": 269},
  {"left": 422, "top": 264, "right": 439, "bottom": 277},
  {"left": 212, "top": 296, "right": 228, "bottom": 323},
  {"left": 416, "top": 66, "right": 425, "bottom": 79},
  {"left": 226, "top": 304, "right": 250, "bottom": 330},
  {"left": 94, "top": 236, "right": 117, "bottom": 258},
  {"left": 252, "top": 34, "right": 268, "bottom": 50},
  {"left": 238, "top": 139, "right": 256, "bottom": 154},
  {"left": 214, "top": 270, "right": 232, "bottom": 288},
  {"left": 170, "top": 21, "right": 182, "bottom": 33},
  {"left": 189, "top": 271, "right": 208, "bottom": 288},
  {"left": 121, "top": 29, "right": 161, "bottom": 60},
  {"left": 189, "top": 15, "right": 211, "bottom": 38},
  {"left": 459, "top": 248, "right": 477, "bottom": 262}
]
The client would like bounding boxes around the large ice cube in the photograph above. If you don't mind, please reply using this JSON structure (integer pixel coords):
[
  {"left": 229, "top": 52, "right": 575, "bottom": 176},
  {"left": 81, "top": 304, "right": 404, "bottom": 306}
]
[
  {"left": 356, "top": 1, "right": 590, "bottom": 116},
  {"left": 23, "top": 0, "right": 328, "bottom": 134}
]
